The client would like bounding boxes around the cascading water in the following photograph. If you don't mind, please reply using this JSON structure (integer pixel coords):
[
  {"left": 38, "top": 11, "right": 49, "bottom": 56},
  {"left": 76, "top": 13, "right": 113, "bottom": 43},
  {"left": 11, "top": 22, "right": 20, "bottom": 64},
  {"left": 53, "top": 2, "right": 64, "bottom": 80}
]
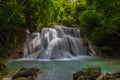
[{"left": 24, "top": 25, "right": 96, "bottom": 59}]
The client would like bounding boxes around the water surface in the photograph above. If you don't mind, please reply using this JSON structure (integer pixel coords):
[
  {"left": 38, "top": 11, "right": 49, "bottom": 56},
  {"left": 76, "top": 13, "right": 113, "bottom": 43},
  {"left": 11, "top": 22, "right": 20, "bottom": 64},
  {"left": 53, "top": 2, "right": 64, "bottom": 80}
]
[{"left": 6, "top": 56, "right": 120, "bottom": 73}]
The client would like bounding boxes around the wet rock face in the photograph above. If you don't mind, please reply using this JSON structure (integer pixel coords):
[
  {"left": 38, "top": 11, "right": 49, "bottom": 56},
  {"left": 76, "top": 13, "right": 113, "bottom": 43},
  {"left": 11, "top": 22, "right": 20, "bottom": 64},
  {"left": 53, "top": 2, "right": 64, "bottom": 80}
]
[
  {"left": 12, "top": 67, "right": 40, "bottom": 80},
  {"left": 73, "top": 66, "right": 120, "bottom": 80},
  {"left": 97, "top": 71, "right": 120, "bottom": 80},
  {"left": 73, "top": 66, "right": 101, "bottom": 80}
]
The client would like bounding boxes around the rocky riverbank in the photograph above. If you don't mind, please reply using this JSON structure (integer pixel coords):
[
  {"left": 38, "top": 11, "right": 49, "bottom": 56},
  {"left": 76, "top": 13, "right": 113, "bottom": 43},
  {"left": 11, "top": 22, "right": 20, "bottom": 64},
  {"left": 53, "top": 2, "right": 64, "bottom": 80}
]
[
  {"left": 1, "top": 65, "right": 120, "bottom": 80},
  {"left": 73, "top": 66, "right": 120, "bottom": 80}
]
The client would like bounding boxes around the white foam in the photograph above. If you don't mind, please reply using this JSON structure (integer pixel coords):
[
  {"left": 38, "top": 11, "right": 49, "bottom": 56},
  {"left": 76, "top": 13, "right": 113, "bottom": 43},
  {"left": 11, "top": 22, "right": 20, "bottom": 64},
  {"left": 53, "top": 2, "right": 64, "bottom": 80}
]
[{"left": 16, "top": 55, "right": 93, "bottom": 62}]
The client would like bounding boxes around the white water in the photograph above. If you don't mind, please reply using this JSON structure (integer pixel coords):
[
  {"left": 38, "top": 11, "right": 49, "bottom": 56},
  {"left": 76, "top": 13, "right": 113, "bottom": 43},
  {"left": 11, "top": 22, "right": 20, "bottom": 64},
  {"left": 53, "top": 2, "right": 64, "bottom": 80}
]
[
  {"left": 17, "top": 55, "right": 93, "bottom": 61},
  {"left": 24, "top": 25, "right": 96, "bottom": 59}
]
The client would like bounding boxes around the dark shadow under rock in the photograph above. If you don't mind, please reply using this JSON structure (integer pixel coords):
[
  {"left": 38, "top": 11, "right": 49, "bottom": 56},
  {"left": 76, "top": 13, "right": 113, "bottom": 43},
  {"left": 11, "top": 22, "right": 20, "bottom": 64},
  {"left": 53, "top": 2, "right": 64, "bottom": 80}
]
[{"left": 12, "top": 67, "right": 40, "bottom": 80}]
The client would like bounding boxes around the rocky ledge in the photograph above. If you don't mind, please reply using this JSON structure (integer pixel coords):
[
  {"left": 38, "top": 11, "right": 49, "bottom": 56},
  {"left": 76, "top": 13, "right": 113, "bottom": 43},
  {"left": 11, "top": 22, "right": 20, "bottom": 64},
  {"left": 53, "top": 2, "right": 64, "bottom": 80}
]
[
  {"left": 73, "top": 66, "right": 120, "bottom": 80},
  {"left": 2, "top": 66, "right": 120, "bottom": 80}
]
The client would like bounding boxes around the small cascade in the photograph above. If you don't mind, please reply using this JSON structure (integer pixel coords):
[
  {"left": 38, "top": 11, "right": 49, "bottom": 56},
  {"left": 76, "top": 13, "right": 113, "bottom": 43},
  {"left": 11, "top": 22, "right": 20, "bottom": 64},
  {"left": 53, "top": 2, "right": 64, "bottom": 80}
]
[{"left": 24, "top": 25, "right": 95, "bottom": 59}]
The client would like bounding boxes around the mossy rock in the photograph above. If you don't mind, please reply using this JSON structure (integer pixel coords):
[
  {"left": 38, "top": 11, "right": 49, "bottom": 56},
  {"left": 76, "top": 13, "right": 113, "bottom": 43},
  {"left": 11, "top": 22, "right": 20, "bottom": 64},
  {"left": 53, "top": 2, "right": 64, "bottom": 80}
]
[
  {"left": 73, "top": 66, "right": 101, "bottom": 80},
  {"left": 97, "top": 71, "right": 120, "bottom": 80},
  {"left": 0, "top": 62, "right": 8, "bottom": 75},
  {"left": 12, "top": 67, "right": 39, "bottom": 80}
]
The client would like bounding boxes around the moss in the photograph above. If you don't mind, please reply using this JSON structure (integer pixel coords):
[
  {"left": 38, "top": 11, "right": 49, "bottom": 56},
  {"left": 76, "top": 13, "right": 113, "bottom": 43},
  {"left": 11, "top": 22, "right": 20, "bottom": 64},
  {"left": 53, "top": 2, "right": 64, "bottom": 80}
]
[{"left": 73, "top": 66, "right": 101, "bottom": 80}]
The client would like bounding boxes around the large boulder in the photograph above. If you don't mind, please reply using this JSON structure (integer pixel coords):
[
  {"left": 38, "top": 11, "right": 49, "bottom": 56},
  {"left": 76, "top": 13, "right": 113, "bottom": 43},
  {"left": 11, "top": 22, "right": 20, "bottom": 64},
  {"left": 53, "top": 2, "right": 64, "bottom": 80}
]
[
  {"left": 97, "top": 71, "right": 120, "bottom": 80},
  {"left": 73, "top": 66, "right": 101, "bottom": 80},
  {"left": 12, "top": 67, "right": 40, "bottom": 80}
]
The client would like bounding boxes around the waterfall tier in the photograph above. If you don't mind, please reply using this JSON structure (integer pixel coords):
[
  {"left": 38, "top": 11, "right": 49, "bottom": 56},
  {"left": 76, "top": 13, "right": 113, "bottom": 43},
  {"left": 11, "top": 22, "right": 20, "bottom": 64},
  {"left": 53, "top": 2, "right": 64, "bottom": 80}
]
[{"left": 24, "top": 25, "right": 95, "bottom": 59}]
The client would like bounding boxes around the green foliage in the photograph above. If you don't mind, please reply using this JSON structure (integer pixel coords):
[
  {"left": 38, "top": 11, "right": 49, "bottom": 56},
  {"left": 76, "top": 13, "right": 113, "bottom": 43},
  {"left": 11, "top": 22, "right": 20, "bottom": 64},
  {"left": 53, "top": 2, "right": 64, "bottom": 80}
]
[
  {"left": 59, "top": 0, "right": 74, "bottom": 26},
  {"left": 0, "top": 0, "right": 24, "bottom": 47},
  {"left": 0, "top": 0, "right": 120, "bottom": 57},
  {"left": 77, "top": 0, "right": 120, "bottom": 55},
  {"left": 71, "top": 0, "right": 86, "bottom": 27},
  {"left": 79, "top": 10, "right": 103, "bottom": 37},
  {"left": 0, "top": 0, "right": 75, "bottom": 57}
]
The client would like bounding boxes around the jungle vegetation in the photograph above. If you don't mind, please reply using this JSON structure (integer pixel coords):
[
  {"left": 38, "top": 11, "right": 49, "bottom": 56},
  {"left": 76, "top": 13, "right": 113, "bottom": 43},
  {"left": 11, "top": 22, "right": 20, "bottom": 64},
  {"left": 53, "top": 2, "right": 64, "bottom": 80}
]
[{"left": 0, "top": 0, "right": 120, "bottom": 58}]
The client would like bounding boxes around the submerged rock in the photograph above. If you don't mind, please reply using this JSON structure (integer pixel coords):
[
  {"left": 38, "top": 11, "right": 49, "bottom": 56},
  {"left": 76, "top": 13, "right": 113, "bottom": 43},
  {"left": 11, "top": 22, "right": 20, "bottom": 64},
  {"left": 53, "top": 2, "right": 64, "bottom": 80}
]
[
  {"left": 12, "top": 67, "right": 40, "bottom": 80},
  {"left": 73, "top": 66, "right": 101, "bottom": 80}
]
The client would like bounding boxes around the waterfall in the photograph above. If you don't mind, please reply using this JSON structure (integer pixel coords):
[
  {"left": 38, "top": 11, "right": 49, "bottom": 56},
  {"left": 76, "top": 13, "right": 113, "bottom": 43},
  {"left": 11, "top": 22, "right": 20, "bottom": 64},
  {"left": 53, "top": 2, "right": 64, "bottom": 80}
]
[{"left": 24, "top": 25, "right": 95, "bottom": 59}]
